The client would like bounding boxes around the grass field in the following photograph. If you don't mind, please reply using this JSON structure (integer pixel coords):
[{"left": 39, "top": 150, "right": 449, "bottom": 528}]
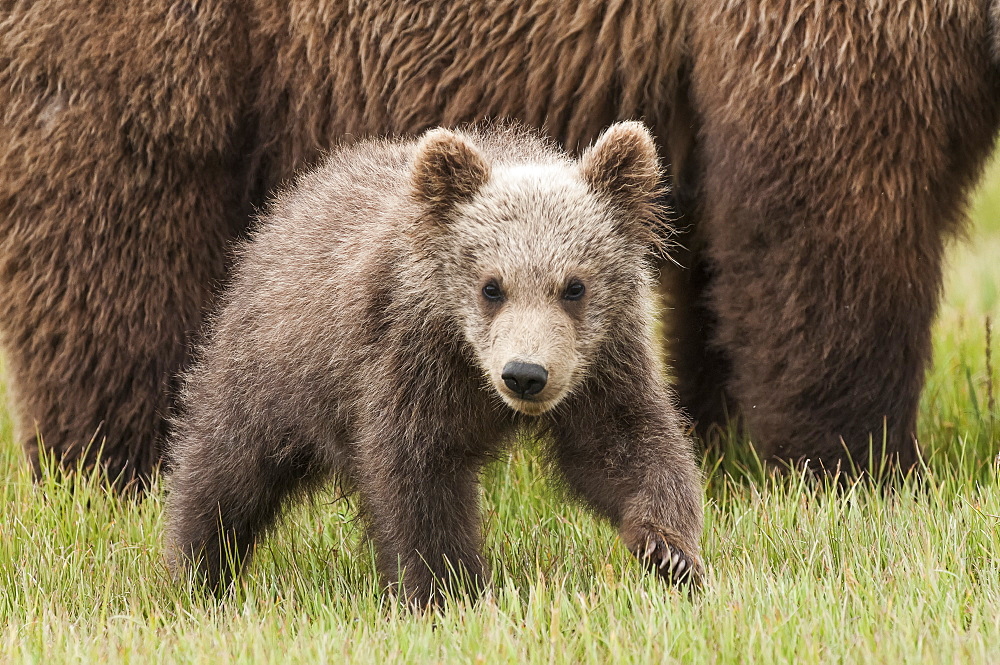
[{"left": 1, "top": 163, "right": 998, "bottom": 664}]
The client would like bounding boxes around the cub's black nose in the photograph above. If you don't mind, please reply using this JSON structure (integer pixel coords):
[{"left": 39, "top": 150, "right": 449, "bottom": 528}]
[{"left": 501, "top": 361, "right": 548, "bottom": 397}]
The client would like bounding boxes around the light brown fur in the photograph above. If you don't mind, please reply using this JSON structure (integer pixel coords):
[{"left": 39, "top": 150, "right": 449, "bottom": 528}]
[
  {"left": 164, "top": 123, "right": 704, "bottom": 606},
  {"left": 1, "top": 1, "right": 998, "bottom": 486}
]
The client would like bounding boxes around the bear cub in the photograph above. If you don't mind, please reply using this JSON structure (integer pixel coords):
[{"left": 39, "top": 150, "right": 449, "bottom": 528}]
[{"left": 164, "top": 122, "right": 704, "bottom": 606}]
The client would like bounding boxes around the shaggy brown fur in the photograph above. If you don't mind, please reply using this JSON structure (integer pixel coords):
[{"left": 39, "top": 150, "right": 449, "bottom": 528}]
[
  {"left": 164, "top": 123, "right": 704, "bottom": 606},
  {"left": 680, "top": 1, "right": 1000, "bottom": 470},
  {"left": 0, "top": 1, "right": 254, "bottom": 486},
  {"left": 1, "top": 1, "right": 998, "bottom": 486},
  {"left": 992, "top": 1, "right": 1000, "bottom": 63}
]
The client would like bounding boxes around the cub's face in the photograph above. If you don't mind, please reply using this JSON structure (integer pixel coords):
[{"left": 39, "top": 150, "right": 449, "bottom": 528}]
[
  {"left": 410, "top": 122, "right": 663, "bottom": 416},
  {"left": 448, "top": 168, "right": 648, "bottom": 415}
]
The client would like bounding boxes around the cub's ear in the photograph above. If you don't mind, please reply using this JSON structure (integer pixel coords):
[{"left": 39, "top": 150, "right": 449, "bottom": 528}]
[
  {"left": 411, "top": 128, "right": 490, "bottom": 216},
  {"left": 579, "top": 121, "right": 662, "bottom": 217}
]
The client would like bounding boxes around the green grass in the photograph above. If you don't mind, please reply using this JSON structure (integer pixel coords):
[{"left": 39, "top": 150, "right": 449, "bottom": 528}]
[{"left": 2, "top": 159, "right": 999, "bottom": 663}]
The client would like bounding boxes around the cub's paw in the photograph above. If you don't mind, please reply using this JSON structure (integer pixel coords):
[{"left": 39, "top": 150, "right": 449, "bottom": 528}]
[{"left": 633, "top": 528, "right": 703, "bottom": 589}]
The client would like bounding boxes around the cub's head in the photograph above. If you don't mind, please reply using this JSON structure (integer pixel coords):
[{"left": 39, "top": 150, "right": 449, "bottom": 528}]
[{"left": 410, "top": 122, "right": 664, "bottom": 416}]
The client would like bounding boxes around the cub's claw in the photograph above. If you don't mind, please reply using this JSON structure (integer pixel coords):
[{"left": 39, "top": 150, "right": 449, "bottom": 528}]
[{"left": 635, "top": 530, "right": 702, "bottom": 588}]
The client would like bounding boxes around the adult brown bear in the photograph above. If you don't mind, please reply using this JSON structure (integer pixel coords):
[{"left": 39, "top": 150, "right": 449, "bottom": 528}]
[{"left": 1, "top": 1, "right": 998, "bottom": 487}]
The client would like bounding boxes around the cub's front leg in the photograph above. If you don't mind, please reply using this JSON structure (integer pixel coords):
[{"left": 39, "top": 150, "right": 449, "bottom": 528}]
[
  {"left": 547, "top": 368, "right": 704, "bottom": 587},
  {"left": 353, "top": 425, "right": 493, "bottom": 608}
]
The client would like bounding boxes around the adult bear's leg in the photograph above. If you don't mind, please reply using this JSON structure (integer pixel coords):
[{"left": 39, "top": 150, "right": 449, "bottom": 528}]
[
  {"left": 685, "top": 3, "right": 1000, "bottom": 473},
  {"left": 0, "top": 155, "right": 249, "bottom": 489},
  {"left": 658, "top": 68, "right": 734, "bottom": 444},
  {"left": 0, "top": 1, "right": 250, "bottom": 488}
]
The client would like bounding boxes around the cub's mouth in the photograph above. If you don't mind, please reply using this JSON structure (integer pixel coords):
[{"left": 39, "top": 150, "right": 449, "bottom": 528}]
[{"left": 499, "top": 393, "right": 554, "bottom": 416}]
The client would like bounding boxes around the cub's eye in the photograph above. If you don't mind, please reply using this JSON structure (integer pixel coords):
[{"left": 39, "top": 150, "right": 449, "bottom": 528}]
[
  {"left": 563, "top": 281, "right": 586, "bottom": 301},
  {"left": 482, "top": 281, "right": 504, "bottom": 302}
]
